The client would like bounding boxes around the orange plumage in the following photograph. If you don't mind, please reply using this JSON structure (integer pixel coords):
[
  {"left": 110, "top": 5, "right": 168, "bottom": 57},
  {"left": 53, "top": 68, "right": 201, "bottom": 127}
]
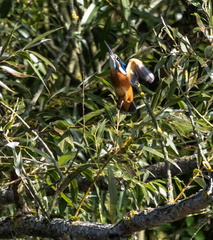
[
  {"left": 105, "top": 41, "right": 154, "bottom": 112},
  {"left": 110, "top": 69, "right": 135, "bottom": 112}
]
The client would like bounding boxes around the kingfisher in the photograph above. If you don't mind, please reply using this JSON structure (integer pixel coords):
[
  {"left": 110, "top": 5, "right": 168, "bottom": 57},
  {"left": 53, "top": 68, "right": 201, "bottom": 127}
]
[{"left": 105, "top": 41, "right": 155, "bottom": 112}]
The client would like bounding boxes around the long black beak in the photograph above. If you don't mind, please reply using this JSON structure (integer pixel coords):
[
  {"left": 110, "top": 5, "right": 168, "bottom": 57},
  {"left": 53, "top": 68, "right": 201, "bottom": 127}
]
[{"left": 104, "top": 41, "right": 114, "bottom": 56}]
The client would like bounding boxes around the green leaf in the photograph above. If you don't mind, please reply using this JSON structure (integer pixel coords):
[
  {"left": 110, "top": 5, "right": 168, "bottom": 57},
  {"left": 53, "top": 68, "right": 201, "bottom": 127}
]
[
  {"left": 121, "top": 0, "right": 131, "bottom": 22},
  {"left": 0, "top": 23, "right": 17, "bottom": 57},
  {"left": 26, "top": 146, "right": 51, "bottom": 160},
  {"left": 108, "top": 167, "right": 118, "bottom": 223},
  {"left": 58, "top": 164, "right": 92, "bottom": 192},
  {"left": 78, "top": 109, "right": 104, "bottom": 123},
  {"left": 70, "top": 179, "right": 78, "bottom": 204},
  {"left": 142, "top": 146, "right": 165, "bottom": 159},
  {"left": 58, "top": 153, "right": 76, "bottom": 166},
  {"left": 83, "top": 168, "right": 94, "bottom": 182},
  {"left": 26, "top": 50, "right": 56, "bottom": 70},
  {"left": 3, "top": 79, "right": 31, "bottom": 95},
  {"left": 22, "top": 27, "right": 63, "bottom": 50},
  {"left": 27, "top": 59, "right": 49, "bottom": 92},
  {"left": 60, "top": 192, "right": 73, "bottom": 207},
  {"left": 194, "top": 13, "right": 205, "bottom": 33},
  {"left": 194, "top": 177, "right": 206, "bottom": 188}
]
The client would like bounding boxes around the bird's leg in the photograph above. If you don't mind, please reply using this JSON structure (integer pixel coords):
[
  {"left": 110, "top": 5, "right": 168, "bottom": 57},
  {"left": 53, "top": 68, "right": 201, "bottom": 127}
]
[{"left": 117, "top": 99, "right": 124, "bottom": 110}]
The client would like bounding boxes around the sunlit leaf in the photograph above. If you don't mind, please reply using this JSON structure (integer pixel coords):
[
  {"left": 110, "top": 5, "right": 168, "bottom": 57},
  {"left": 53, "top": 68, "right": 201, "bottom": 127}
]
[
  {"left": 14, "top": 151, "right": 23, "bottom": 177},
  {"left": 0, "top": 80, "right": 15, "bottom": 93},
  {"left": 6, "top": 141, "right": 19, "bottom": 149},
  {"left": 81, "top": 3, "right": 99, "bottom": 26},
  {"left": 27, "top": 50, "right": 56, "bottom": 70},
  {"left": 58, "top": 153, "right": 75, "bottom": 166},
  {"left": 0, "top": 65, "right": 31, "bottom": 78},
  {"left": 121, "top": 0, "right": 131, "bottom": 22}
]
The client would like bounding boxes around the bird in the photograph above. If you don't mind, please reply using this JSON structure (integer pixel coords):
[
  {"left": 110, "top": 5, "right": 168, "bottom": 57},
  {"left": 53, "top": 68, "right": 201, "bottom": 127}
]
[{"left": 105, "top": 41, "right": 155, "bottom": 112}]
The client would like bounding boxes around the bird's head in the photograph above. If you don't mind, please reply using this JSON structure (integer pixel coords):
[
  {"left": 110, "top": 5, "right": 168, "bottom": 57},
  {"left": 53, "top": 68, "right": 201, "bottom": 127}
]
[{"left": 105, "top": 41, "right": 127, "bottom": 75}]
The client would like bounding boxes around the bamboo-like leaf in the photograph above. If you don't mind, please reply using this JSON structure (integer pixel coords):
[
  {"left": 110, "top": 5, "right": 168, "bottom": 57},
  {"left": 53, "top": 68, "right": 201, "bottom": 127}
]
[
  {"left": 108, "top": 167, "right": 117, "bottom": 223},
  {"left": 143, "top": 146, "right": 181, "bottom": 171},
  {"left": 194, "top": 13, "right": 205, "bottom": 33},
  {"left": 81, "top": 3, "right": 99, "bottom": 26},
  {"left": 78, "top": 109, "right": 104, "bottom": 123},
  {"left": 0, "top": 24, "right": 17, "bottom": 57},
  {"left": 22, "top": 27, "right": 63, "bottom": 50},
  {"left": 121, "top": 0, "right": 131, "bottom": 22},
  {"left": 3, "top": 79, "right": 31, "bottom": 94},
  {"left": 26, "top": 146, "right": 51, "bottom": 160},
  {"left": 58, "top": 164, "right": 92, "bottom": 192},
  {"left": 143, "top": 146, "right": 165, "bottom": 159},
  {"left": 0, "top": 80, "right": 15, "bottom": 93},
  {"left": 83, "top": 168, "right": 94, "bottom": 182},
  {"left": 27, "top": 59, "right": 49, "bottom": 93},
  {"left": 188, "top": 62, "right": 199, "bottom": 89},
  {"left": 14, "top": 151, "right": 23, "bottom": 177},
  {"left": 60, "top": 192, "right": 73, "bottom": 207},
  {"left": 58, "top": 153, "right": 75, "bottom": 167},
  {"left": 70, "top": 179, "right": 78, "bottom": 204},
  {"left": 27, "top": 50, "right": 56, "bottom": 70},
  {"left": 0, "top": 65, "right": 31, "bottom": 78},
  {"left": 194, "top": 177, "right": 206, "bottom": 188}
]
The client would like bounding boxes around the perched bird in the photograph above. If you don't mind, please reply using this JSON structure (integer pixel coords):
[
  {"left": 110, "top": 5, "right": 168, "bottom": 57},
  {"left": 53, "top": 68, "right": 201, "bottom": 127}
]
[{"left": 105, "top": 41, "right": 155, "bottom": 112}]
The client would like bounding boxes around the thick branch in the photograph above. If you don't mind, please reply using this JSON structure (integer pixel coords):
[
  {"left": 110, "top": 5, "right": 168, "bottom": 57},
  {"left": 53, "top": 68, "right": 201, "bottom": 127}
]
[
  {"left": 0, "top": 188, "right": 14, "bottom": 208},
  {"left": 0, "top": 185, "right": 212, "bottom": 240},
  {"left": 143, "top": 154, "right": 197, "bottom": 181},
  {"left": 109, "top": 188, "right": 211, "bottom": 238}
]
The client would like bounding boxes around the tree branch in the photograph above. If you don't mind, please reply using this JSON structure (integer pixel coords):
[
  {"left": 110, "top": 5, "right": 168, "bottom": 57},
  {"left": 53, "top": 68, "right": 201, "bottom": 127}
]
[
  {"left": 142, "top": 154, "right": 197, "bottom": 181},
  {"left": 0, "top": 182, "right": 212, "bottom": 240}
]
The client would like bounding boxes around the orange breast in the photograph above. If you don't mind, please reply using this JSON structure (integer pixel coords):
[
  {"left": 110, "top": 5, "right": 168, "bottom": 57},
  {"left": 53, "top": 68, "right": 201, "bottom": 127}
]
[
  {"left": 110, "top": 70, "right": 134, "bottom": 112},
  {"left": 110, "top": 70, "right": 132, "bottom": 98}
]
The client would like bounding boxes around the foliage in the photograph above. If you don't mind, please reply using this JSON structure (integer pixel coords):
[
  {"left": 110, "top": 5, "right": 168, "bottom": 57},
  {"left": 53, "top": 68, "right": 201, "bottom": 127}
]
[{"left": 0, "top": 0, "right": 213, "bottom": 239}]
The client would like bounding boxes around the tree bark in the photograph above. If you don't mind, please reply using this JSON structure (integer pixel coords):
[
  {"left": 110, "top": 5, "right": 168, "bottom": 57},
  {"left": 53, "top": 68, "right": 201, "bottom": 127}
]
[{"left": 0, "top": 183, "right": 212, "bottom": 240}]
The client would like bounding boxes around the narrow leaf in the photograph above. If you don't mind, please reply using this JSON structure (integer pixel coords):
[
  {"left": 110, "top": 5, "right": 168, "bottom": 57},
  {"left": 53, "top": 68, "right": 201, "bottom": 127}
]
[
  {"left": 27, "top": 60, "right": 49, "bottom": 92},
  {"left": 0, "top": 66, "right": 31, "bottom": 78},
  {"left": 23, "top": 27, "right": 63, "bottom": 50},
  {"left": 81, "top": 3, "right": 98, "bottom": 25},
  {"left": 108, "top": 167, "right": 118, "bottom": 223},
  {"left": 0, "top": 80, "right": 15, "bottom": 93},
  {"left": 27, "top": 50, "right": 56, "bottom": 70},
  {"left": 58, "top": 164, "right": 92, "bottom": 192},
  {"left": 14, "top": 151, "right": 23, "bottom": 177},
  {"left": 0, "top": 23, "right": 17, "bottom": 57}
]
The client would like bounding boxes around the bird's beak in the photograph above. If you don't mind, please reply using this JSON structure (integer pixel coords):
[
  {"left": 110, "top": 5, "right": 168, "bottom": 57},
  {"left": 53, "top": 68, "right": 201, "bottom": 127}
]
[
  {"left": 104, "top": 41, "right": 117, "bottom": 69},
  {"left": 104, "top": 41, "right": 114, "bottom": 57}
]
